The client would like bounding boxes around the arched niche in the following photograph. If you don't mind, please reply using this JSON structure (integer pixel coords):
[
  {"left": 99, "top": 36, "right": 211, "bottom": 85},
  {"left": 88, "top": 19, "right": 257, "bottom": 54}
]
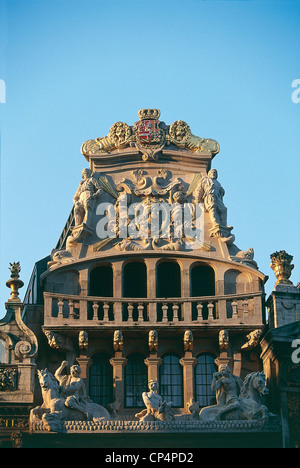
[{"left": 224, "top": 270, "right": 252, "bottom": 295}]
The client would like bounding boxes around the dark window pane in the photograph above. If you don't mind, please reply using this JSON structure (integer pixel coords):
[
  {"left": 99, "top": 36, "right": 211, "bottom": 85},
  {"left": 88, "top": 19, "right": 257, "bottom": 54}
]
[
  {"left": 89, "top": 354, "right": 113, "bottom": 407},
  {"left": 159, "top": 355, "right": 183, "bottom": 408},
  {"left": 125, "top": 354, "right": 147, "bottom": 408},
  {"left": 194, "top": 354, "right": 217, "bottom": 407}
]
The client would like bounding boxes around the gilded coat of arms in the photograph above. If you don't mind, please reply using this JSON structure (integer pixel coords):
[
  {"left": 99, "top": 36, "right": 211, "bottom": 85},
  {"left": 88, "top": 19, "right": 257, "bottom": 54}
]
[{"left": 133, "top": 109, "right": 166, "bottom": 160}]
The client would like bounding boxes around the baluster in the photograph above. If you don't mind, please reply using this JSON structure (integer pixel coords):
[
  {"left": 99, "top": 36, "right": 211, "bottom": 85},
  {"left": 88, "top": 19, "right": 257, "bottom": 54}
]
[
  {"left": 242, "top": 299, "right": 249, "bottom": 318},
  {"left": 172, "top": 303, "right": 179, "bottom": 322},
  {"left": 196, "top": 303, "right": 203, "bottom": 321},
  {"left": 231, "top": 301, "right": 238, "bottom": 319},
  {"left": 57, "top": 299, "right": 64, "bottom": 318},
  {"left": 208, "top": 302, "right": 214, "bottom": 321},
  {"left": 138, "top": 303, "right": 144, "bottom": 322},
  {"left": 127, "top": 303, "right": 134, "bottom": 322},
  {"left": 103, "top": 303, "right": 110, "bottom": 322},
  {"left": 162, "top": 303, "right": 168, "bottom": 323},
  {"left": 68, "top": 300, "right": 75, "bottom": 319},
  {"left": 92, "top": 302, "right": 99, "bottom": 321}
]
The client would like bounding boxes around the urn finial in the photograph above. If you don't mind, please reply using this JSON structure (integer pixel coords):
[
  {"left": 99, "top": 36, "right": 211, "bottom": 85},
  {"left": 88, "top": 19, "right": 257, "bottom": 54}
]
[{"left": 6, "top": 262, "right": 24, "bottom": 302}]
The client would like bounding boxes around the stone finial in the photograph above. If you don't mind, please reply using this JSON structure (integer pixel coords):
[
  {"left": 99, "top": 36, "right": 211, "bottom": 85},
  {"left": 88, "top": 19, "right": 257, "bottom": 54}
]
[
  {"left": 6, "top": 262, "right": 24, "bottom": 302},
  {"left": 270, "top": 250, "right": 294, "bottom": 286}
]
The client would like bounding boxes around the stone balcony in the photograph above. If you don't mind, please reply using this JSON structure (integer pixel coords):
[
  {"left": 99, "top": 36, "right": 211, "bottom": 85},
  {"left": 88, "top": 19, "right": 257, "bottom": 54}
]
[{"left": 44, "top": 291, "right": 264, "bottom": 328}]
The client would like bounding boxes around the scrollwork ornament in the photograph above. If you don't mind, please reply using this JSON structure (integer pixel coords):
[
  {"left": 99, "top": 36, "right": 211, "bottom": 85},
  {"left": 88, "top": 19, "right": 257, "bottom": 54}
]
[{"left": 15, "top": 340, "right": 33, "bottom": 359}]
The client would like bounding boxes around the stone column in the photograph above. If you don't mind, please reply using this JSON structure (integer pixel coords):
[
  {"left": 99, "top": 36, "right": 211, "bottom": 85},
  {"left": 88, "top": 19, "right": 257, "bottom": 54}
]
[
  {"left": 110, "top": 356, "right": 127, "bottom": 410},
  {"left": 147, "top": 258, "right": 157, "bottom": 324},
  {"left": 113, "top": 261, "right": 123, "bottom": 325},
  {"left": 180, "top": 356, "right": 197, "bottom": 409},
  {"left": 144, "top": 356, "right": 162, "bottom": 383},
  {"left": 182, "top": 267, "right": 192, "bottom": 323}
]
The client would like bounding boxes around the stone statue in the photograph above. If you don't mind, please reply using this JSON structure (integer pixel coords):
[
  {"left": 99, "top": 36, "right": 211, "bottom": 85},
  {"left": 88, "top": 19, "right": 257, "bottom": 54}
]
[
  {"left": 135, "top": 379, "right": 174, "bottom": 422},
  {"left": 30, "top": 362, "right": 110, "bottom": 432},
  {"left": 199, "top": 366, "right": 273, "bottom": 423},
  {"left": 73, "top": 168, "right": 102, "bottom": 227},
  {"left": 55, "top": 361, "right": 88, "bottom": 418},
  {"left": 194, "top": 169, "right": 233, "bottom": 242}
]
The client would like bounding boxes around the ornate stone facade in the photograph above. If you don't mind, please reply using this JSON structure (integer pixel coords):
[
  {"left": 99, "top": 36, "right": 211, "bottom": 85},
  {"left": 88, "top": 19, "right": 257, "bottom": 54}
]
[{"left": 1, "top": 110, "right": 298, "bottom": 448}]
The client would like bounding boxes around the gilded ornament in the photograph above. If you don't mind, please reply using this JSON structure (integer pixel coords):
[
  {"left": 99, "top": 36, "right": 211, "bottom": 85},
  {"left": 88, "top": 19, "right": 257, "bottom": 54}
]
[
  {"left": 270, "top": 250, "right": 294, "bottom": 286},
  {"left": 168, "top": 120, "right": 220, "bottom": 155}
]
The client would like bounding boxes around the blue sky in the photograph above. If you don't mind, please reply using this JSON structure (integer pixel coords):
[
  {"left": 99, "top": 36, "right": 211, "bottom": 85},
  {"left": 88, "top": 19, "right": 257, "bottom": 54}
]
[{"left": 0, "top": 0, "right": 299, "bottom": 314}]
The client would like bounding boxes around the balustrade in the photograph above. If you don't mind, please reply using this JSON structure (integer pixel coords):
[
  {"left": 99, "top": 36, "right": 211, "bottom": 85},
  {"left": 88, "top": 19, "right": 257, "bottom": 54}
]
[{"left": 44, "top": 291, "right": 263, "bottom": 327}]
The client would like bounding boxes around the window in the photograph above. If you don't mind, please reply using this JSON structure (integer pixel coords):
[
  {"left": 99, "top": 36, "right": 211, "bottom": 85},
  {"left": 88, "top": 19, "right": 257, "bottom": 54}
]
[
  {"left": 125, "top": 354, "right": 147, "bottom": 408},
  {"left": 160, "top": 354, "right": 183, "bottom": 407},
  {"left": 89, "top": 354, "right": 113, "bottom": 407},
  {"left": 194, "top": 354, "right": 217, "bottom": 407}
]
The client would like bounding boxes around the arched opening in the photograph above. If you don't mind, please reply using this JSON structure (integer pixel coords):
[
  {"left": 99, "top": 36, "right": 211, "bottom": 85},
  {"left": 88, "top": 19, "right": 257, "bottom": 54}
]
[
  {"left": 159, "top": 354, "right": 183, "bottom": 408},
  {"left": 156, "top": 261, "right": 181, "bottom": 298},
  {"left": 191, "top": 264, "right": 215, "bottom": 320},
  {"left": 194, "top": 354, "right": 217, "bottom": 407},
  {"left": 89, "top": 265, "right": 114, "bottom": 320},
  {"left": 156, "top": 261, "right": 181, "bottom": 322},
  {"left": 124, "top": 353, "right": 148, "bottom": 408},
  {"left": 122, "top": 262, "right": 147, "bottom": 321},
  {"left": 90, "top": 265, "right": 113, "bottom": 297},
  {"left": 89, "top": 353, "right": 113, "bottom": 407},
  {"left": 123, "top": 262, "right": 147, "bottom": 298}
]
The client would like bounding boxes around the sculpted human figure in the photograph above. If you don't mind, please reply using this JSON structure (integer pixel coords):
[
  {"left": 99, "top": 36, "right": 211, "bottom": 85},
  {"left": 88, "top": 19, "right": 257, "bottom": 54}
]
[
  {"left": 55, "top": 361, "right": 88, "bottom": 418},
  {"left": 195, "top": 169, "right": 232, "bottom": 239},
  {"left": 135, "top": 379, "right": 174, "bottom": 422},
  {"left": 200, "top": 365, "right": 243, "bottom": 422},
  {"left": 73, "top": 168, "right": 102, "bottom": 226},
  {"left": 212, "top": 365, "right": 242, "bottom": 418}
]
